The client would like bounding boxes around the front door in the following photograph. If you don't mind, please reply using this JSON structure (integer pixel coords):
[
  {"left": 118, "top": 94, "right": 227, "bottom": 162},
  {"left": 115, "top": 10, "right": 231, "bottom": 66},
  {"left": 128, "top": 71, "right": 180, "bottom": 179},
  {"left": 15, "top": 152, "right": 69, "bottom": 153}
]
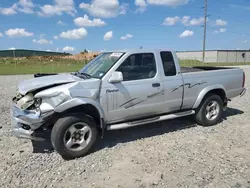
[{"left": 101, "top": 53, "right": 164, "bottom": 124}]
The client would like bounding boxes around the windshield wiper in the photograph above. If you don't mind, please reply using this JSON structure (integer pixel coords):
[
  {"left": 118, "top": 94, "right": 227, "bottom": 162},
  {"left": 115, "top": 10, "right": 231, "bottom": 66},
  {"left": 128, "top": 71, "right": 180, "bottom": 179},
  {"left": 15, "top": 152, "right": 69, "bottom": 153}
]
[{"left": 72, "top": 71, "right": 92, "bottom": 79}]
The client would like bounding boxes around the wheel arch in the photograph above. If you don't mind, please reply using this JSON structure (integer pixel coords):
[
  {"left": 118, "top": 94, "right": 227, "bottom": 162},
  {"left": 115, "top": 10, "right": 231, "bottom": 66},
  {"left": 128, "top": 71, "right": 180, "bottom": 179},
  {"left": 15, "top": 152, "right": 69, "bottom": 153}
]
[
  {"left": 193, "top": 85, "right": 227, "bottom": 109},
  {"left": 53, "top": 98, "right": 106, "bottom": 131}
]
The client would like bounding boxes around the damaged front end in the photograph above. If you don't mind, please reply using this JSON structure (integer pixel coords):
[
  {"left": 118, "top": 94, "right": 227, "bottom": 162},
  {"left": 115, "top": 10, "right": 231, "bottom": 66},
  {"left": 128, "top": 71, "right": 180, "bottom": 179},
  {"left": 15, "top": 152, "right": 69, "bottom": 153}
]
[
  {"left": 10, "top": 73, "right": 102, "bottom": 141},
  {"left": 10, "top": 88, "right": 71, "bottom": 141},
  {"left": 11, "top": 91, "right": 53, "bottom": 141}
]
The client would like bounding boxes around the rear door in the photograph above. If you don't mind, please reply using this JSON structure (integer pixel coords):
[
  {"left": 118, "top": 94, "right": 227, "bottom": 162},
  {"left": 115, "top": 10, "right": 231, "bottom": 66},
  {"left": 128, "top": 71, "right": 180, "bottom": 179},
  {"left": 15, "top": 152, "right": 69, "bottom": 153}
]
[
  {"left": 101, "top": 53, "right": 164, "bottom": 123},
  {"left": 160, "top": 51, "right": 184, "bottom": 112}
]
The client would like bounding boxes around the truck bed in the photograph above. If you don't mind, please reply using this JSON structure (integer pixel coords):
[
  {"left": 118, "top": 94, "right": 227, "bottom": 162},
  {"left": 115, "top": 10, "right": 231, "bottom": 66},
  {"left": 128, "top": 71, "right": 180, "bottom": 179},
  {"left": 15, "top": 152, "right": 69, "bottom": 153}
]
[{"left": 180, "top": 66, "right": 235, "bottom": 73}]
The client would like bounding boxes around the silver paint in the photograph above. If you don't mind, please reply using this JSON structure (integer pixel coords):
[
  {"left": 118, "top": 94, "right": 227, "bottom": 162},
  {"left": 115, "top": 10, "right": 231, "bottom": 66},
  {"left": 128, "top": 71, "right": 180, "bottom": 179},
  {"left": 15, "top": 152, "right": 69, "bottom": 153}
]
[
  {"left": 10, "top": 49, "right": 246, "bottom": 140},
  {"left": 63, "top": 122, "right": 92, "bottom": 151}
]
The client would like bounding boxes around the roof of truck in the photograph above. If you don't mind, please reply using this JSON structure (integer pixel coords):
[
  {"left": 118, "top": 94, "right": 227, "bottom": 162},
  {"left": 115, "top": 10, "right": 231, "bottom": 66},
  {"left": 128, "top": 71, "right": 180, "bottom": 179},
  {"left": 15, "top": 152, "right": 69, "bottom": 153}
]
[{"left": 105, "top": 48, "right": 175, "bottom": 53}]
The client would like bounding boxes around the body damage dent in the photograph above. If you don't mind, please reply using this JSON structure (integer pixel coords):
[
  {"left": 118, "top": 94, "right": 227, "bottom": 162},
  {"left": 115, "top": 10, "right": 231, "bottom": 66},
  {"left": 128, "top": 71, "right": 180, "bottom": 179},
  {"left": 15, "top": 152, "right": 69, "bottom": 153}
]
[
  {"left": 19, "top": 74, "right": 83, "bottom": 95},
  {"left": 34, "top": 79, "right": 101, "bottom": 113},
  {"left": 55, "top": 98, "right": 105, "bottom": 119}
]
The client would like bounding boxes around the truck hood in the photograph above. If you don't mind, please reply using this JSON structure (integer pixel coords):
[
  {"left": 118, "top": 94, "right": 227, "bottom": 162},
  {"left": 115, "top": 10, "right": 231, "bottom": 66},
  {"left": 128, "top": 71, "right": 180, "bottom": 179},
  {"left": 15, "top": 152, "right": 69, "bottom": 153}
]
[{"left": 18, "top": 74, "right": 83, "bottom": 95}]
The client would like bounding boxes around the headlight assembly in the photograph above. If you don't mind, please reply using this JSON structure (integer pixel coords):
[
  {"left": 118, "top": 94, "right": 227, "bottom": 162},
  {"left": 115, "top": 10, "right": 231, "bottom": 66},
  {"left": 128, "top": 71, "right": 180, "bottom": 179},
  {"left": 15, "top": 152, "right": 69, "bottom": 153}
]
[
  {"left": 34, "top": 98, "right": 42, "bottom": 108},
  {"left": 16, "top": 93, "right": 34, "bottom": 110}
]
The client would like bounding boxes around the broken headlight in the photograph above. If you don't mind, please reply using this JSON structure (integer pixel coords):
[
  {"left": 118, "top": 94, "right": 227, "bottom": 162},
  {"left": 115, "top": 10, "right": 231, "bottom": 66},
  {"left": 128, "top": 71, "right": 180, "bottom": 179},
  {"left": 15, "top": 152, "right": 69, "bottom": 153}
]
[
  {"left": 34, "top": 98, "right": 42, "bottom": 108},
  {"left": 16, "top": 93, "right": 34, "bottom": 110}
]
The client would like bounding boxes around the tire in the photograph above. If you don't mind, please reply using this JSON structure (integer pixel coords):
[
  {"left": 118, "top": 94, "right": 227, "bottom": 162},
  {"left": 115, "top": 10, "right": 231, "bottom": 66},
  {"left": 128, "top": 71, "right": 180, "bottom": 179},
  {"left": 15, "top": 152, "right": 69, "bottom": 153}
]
[
  {"left": 51, "top": 113, "right": 98, "bottom": 160},
  {"left": 195, "top": 94, "right": 223, "bottom": 126}
]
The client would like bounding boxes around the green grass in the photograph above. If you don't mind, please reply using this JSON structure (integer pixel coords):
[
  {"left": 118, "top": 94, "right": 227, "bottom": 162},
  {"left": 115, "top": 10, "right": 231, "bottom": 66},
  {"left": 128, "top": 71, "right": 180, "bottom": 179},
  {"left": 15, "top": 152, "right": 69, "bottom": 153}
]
[
  {"left": 179, "top": 59, "right": 249, "bottom": 67},
  {"left": 0, "top": 59, "right": 87, "bottom": 75},
  {"left": 0, "top": 58, "right": 249, "bottom": 75}
]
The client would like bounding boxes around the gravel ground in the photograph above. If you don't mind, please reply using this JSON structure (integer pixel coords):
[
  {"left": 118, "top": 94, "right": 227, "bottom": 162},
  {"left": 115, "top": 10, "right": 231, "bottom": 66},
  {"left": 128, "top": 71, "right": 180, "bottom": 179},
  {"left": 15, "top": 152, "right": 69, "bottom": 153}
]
[{"left": 0, "top": 66, "right": 250, "bottom": 188}]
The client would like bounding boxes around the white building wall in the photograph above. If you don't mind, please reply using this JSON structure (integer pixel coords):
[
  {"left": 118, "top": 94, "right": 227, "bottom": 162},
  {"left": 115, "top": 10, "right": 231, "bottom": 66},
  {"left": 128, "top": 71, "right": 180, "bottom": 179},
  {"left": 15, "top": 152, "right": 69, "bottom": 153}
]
[
  {"left": 235, "top": 51, "right": 250, "bottom": 63},
  {"left": 177, "top": 51, "right": 203, "bottom": 61},
  {"left": 246, "top": 52, "right": 250, "bottom": 62},
  {"left": 217, "top": 51, "right": 228, "bottom": 62},
  {"left": 204, "top": 51, "right": 218, "bottom": 63},
  {"left": 176, "top": 51, "right": 217, "bottom": 63},
  {"left": 227, "top": 52, "right": 237, "bottom": 63},
  {"left": 177, "top": 50, "right": 250, "bottom": 63}
]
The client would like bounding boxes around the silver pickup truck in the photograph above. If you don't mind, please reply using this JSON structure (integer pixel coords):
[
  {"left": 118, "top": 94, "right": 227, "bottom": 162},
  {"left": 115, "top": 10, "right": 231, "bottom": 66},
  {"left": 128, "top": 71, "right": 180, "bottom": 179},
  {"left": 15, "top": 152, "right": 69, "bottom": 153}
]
[{"left": 10, "top": 49, "right": 246, "bottom": 159}]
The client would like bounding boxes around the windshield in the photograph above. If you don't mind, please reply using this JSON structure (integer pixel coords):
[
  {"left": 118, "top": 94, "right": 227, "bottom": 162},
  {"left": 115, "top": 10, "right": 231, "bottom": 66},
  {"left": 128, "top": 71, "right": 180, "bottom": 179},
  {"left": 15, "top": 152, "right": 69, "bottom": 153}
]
[{"left": 78, "top": 52, "right": 125, "bottom": 79}]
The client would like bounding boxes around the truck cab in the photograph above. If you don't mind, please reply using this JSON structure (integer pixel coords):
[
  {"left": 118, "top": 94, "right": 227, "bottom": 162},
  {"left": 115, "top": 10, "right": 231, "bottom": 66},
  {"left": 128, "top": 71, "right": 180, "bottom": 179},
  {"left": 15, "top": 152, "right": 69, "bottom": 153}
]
[{"left": 99, "top": 50, "right": 183, "bottom": 124}]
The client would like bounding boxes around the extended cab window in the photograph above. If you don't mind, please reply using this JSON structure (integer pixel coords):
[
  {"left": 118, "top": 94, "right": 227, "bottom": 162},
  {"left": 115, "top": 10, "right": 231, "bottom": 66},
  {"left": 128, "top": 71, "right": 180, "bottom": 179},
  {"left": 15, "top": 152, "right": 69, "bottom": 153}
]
[
  {"left": 117, "top": 53, "right": 157, "bottom": 81},
  {"left": 160, "top": 51, "right": 177, "bottom": 76}
]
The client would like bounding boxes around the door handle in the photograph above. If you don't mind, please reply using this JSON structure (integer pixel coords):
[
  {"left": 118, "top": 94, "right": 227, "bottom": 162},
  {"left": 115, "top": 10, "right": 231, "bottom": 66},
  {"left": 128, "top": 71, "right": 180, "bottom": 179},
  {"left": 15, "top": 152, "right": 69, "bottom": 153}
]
[{"left": 152, "top": 83, "right": 160, "bottom": 87}]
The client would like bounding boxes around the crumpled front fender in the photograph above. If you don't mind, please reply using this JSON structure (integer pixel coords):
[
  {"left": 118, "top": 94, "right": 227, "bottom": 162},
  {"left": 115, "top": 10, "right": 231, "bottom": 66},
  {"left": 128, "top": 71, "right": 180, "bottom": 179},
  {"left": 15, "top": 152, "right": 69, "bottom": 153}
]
[{"left": 54, "top": 98, "right": 105, "bottom": 120}]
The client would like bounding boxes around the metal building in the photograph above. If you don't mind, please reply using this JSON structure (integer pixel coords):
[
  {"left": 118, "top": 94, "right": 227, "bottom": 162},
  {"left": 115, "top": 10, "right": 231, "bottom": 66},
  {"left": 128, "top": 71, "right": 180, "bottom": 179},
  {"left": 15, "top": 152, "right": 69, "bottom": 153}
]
[{"left": 176, "top": 50, "right": 250, "bottom": 63}]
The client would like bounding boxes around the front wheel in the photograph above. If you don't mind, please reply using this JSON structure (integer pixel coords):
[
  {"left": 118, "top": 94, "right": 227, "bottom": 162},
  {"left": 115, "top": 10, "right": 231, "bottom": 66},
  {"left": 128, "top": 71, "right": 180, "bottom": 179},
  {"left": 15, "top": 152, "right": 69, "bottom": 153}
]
[
  {"left": 51, "top": 114, "right": 98, "bottom": 160},
  {"left": 195, "top": 94, "right": 223, "bottom": 126}
]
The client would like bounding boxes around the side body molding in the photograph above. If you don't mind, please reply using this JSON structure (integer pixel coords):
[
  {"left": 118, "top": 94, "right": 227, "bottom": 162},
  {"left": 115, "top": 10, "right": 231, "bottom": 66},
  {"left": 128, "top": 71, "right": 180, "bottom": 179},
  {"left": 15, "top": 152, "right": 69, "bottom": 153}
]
[{"left": 192, "top": 84, "right": 227, "bottom": 109}]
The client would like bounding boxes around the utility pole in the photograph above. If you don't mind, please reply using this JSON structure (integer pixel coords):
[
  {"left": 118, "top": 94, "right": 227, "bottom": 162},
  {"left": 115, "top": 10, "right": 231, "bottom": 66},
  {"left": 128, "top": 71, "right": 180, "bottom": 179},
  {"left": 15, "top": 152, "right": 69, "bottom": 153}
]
[{"left": 202, "top": 0, "right": 208, "bottom": 64}]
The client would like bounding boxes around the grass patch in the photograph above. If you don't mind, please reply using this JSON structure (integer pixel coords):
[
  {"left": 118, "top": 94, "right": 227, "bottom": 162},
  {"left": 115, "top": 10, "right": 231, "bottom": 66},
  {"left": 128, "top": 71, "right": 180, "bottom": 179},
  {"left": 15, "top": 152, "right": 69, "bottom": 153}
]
[
  {"left": 0, "top": 59, "right": 87, "bottom": 75},
  {"left": 0, "top": 58, "right": 249, "bottom": 75}
]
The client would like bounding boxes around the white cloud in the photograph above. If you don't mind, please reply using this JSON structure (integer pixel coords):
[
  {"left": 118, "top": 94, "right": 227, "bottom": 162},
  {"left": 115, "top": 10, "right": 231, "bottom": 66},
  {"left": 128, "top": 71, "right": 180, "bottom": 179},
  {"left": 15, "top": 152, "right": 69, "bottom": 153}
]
[
  {"left": 14, "top": 0, "right": 35, "bottom": 14},
  {"left": 5, "top": 28, "right": 33, "bottom": 37},
  {"left": 213, "top": 28, "right": 227, "bottom": 34},
  {"left": 62, "top": 46, "right": 75, "bottom": 52},
  {"left": 181, "top": 16, "right": 204, "bottom": 26},
  {"left": 46, "top": 49, "right": 51, "bottom": 52},
  {"left": 104, "top": 31, "right": 113, "bottom": 41},
  {"left": 179, "top": 30, "right": 194, "bottom": 38},
  {"left": 74, "top": 15, "right": 106, "bottom": 27},
  {"left": 33, "top": 38, "right": 53, "bottom": 45},
  {"left": 147, "top": 0, "right": 189, "bottom": 6},
  {"left": 0, "top": 33, "right": 3, "bottom": 37},
  {"left": 59, "top": 28, "right": 88, "bottom": 39},
  {"left": 189, "top": 17, "right": 204, "bottom": 26},
  {"left": 9, "top": 47, "right": 16, "bottom": 50},
  {"left": 162, "top": 16, "right": 204, "bottom": 26},
  {"left": 0, "top": 0, "right": 35, "bottom": 15},
  {"left": 181, "top": 16, "right": 190, "bottom": 25},
  {"left": 79, "top": 0, "right": 126, "bottom": 18},
  {"left": 38, "top": 0, "right": 77, "bottom": 16},
  {"left": 216, "top": 19, "right": 227, "bottom": 26},
  {"left": 57, "top": 20, "right": 67, "bottom": 26},
  {"left": 54, "top": 36, "right": 59, "bottom": 40},
  {"left": 242, "top": 40, "right": 248, "bottom": 43},
  {"left": 135, "top": 0, "right": 147, "bottom": 13},
  {"left": 121, "top": 33, "right": 133, "bottom": 40},
  {"left": 163, "top": 16, "right": 180, "bottom": 26},
  {"left": 220, "top": 28, "right": 226, "bottom": 32},
  {"left": 0, "top": 6, "right": 17, "bottom": 15}
]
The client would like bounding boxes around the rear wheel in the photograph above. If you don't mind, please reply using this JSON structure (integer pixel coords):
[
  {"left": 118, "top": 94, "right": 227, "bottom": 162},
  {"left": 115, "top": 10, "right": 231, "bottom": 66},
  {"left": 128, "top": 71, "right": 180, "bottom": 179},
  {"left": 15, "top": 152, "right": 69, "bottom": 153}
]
[
  {"left": 51, "top": 114, "right": 98, "bottom": 160},
  {"left": 195, "top": 94, "right": 223, "bottom": 126}
]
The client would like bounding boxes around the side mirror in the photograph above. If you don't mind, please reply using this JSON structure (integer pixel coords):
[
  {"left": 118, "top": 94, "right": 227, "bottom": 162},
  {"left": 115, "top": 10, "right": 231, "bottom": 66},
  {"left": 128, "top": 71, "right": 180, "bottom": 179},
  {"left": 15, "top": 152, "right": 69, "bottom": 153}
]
[{"left": 109, "top": 71, "right": 123, "bottom": 83}]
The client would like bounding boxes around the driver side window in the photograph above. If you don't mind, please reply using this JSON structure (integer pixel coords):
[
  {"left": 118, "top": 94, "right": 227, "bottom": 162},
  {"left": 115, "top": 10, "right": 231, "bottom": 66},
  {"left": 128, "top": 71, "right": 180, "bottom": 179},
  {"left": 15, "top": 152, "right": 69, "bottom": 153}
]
[{"left": 116, "top": 53, "right": 157, "bottom": 81}]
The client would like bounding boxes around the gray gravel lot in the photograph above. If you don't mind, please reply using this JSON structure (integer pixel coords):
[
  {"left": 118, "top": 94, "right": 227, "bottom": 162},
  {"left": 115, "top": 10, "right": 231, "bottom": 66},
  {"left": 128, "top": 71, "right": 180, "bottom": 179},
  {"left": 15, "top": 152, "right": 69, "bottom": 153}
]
[{"left": 0, "top": 66, "right": 250, "bottom": 188}]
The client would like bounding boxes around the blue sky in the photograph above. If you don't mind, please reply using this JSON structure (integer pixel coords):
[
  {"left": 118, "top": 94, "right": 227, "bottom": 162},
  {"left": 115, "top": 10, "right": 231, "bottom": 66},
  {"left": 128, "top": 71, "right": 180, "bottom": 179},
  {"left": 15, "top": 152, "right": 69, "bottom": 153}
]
[{"left": 0, "top": 0, "right": 249, "bottom": 53}]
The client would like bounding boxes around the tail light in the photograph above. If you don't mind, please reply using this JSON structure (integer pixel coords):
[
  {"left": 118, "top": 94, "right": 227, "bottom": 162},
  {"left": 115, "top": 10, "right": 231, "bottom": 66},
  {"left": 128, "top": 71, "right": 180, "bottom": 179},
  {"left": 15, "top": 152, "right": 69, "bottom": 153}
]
[{"left": 242, "top": 71, "right": 245, "bottom": 88}]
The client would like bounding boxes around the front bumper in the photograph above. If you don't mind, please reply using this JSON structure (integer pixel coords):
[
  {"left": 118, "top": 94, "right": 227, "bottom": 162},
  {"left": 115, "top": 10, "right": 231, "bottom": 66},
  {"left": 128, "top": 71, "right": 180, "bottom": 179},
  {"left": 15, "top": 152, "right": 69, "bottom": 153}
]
[
  {"left": 240, "top": 88, "right": 246, "bottom": 97},
  {"left": 10, "top": 104, "right": 54, "bottom": 141}
]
